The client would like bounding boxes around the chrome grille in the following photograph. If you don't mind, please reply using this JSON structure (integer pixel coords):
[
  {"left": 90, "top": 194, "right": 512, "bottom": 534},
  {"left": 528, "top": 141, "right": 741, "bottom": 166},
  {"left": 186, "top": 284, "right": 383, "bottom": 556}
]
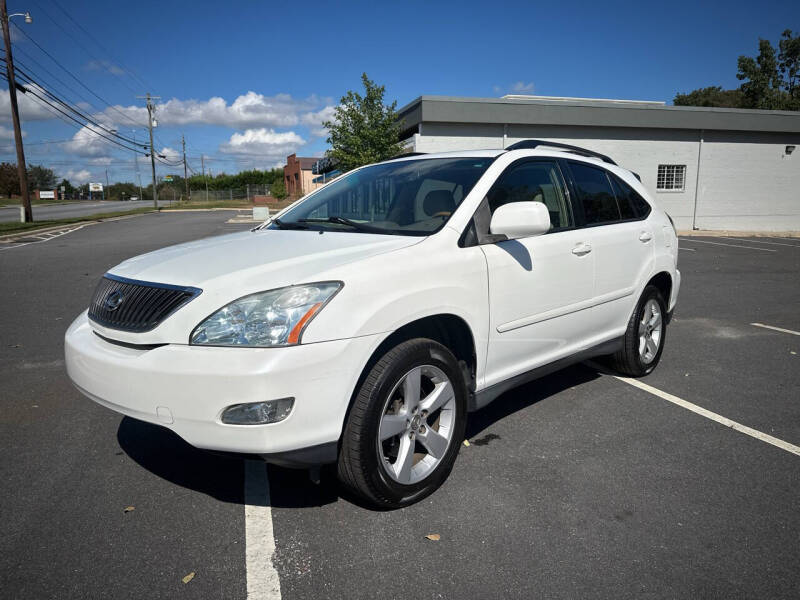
[{"left": 88, "top": 274, "right": 202, "bottom": 332}]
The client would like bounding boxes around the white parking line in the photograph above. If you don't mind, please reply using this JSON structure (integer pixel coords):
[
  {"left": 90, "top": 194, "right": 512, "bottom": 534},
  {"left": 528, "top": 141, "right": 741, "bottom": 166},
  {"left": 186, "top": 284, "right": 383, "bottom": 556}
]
[
  {"left": 0, "top": 225, "right": 86, "bottom": 251},
  {"left": 678, "top": 247, "right": 696, "bottom": 252},
  {"left": 244, "top": 460, "right": 282, "bottom": 600},
  {"left": 718, "top": 237, "right": 800, "bottom": 248},
  {"left": 750, "top": 322, "right": 800, "bottom": 336},
  {"left": 614, "top": 377, "right": 800, "bottom": 457},
  {"left": 678, "top": 238, "right": 776, "bottom": 252}
]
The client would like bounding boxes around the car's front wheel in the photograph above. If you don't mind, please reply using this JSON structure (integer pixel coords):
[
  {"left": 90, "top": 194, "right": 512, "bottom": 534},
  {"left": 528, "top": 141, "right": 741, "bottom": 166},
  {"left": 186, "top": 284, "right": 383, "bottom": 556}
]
[{"left": 337, "top": 338, "right": 467, "bottom": 508}]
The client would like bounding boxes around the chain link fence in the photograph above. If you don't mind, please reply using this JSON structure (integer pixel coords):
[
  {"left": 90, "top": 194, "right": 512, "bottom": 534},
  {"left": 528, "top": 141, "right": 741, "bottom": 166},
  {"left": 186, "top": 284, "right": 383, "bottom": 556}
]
[{"left": 187, "top": 184, "right": 272, "bottom": 203}]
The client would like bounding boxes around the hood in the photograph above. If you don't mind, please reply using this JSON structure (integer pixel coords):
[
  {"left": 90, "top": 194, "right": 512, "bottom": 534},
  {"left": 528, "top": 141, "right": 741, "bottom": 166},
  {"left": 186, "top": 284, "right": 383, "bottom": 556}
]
[{"left": 109, "top": 228, "right": 422, "bottom": 292}]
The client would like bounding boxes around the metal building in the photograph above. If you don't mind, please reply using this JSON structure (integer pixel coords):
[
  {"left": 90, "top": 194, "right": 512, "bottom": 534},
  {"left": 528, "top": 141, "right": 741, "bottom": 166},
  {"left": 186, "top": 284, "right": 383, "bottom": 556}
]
[{"left": 397, "top": 95, "right": 800, "bottom": 231}]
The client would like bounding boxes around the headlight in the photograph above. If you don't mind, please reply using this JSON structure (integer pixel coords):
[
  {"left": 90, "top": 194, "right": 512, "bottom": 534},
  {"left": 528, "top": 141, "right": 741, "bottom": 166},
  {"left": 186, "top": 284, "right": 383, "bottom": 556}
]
[{"left": 190, "top": 282, "right": 342, "bottom": 347}]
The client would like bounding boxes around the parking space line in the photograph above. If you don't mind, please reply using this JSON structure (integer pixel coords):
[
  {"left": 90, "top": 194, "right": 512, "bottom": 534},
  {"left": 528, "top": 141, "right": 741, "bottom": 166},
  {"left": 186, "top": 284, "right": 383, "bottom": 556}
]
[
  {"left": 678, "top": 238, "right": 776, "bottom": 252},
  {"left": 751, "top": 322, "right": 800, "bottom": 336},
  {"left": 614, "top": 376, "right": 800, "bottom": 457},
  {"left": 678, "top": 247, "right": 696, "bottom": 252},
  {"left": 717, "top": 237, "right": 800, "bottom": 248},
  {"left": 244, "top": 460, "right": 282, "bottom": 600}
]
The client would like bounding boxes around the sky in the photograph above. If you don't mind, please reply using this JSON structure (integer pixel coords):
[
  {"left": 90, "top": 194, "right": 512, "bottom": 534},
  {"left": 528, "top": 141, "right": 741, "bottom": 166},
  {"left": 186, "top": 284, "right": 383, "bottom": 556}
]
[{"left": 1, "top": 0, "right": 798, "bottom": 186}]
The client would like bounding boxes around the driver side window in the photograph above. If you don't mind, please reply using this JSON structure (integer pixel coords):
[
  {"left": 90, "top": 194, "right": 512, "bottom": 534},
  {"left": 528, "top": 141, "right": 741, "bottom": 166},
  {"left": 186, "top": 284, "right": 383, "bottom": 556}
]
[{"left": 487, "top": 161, "right": 573, "bottom": 230}]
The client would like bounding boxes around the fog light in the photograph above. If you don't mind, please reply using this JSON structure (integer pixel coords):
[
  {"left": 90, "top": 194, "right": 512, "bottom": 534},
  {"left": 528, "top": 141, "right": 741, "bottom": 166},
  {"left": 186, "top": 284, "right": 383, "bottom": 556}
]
[{"left": 221, "top": 398, "right": 294, "bottom": 425}]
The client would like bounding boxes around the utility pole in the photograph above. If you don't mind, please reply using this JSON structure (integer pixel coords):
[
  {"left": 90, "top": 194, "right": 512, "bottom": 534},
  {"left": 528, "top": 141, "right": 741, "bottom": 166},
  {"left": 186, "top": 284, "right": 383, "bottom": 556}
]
[
  {"left": 138, "top": 93, "right": 160, "bottom": 209},
  {"left": 201, "top": 154, "right": 208, "bottom": 201},
  {"left": 1, "top": 1, "right": 32, "bottom": 222},
  {"left": 133, "top": 130, "right": 144, "bottom": 201},
  {"left": 105, "top": 168, "right": 109, "bottom": 201},
  {"left": 182, "top": 134, "right": 189, "bottom": 202}
]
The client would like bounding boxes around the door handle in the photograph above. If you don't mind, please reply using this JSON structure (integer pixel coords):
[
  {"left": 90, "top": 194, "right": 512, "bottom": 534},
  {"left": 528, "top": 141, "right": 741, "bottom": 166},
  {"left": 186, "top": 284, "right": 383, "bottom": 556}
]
[
  {"left": 572, "top": 242, "right": 592, "bottom": 256},
  {"left": 639, "top": 231, "right": 653, "bottom": 242}
]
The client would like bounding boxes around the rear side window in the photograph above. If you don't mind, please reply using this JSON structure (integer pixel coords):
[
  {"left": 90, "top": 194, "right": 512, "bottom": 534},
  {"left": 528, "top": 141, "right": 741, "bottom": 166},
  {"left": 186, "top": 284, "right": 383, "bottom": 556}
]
[
  {"left": 568, "top": 162, "right": 620, "bottom": 225},
  {"left": 487, "top": 161, "right": 573, "bottom": 230},
  {"left": 612, "top": 175, "right": 651, "bottom": 218}
]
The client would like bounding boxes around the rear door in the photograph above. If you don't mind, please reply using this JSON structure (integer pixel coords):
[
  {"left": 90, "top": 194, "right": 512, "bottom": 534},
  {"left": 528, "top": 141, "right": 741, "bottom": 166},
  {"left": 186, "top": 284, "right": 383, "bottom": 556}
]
[
  {"left": 480, "top": 160, "right": 595, "bottom": 388},
  {"left": 565, "top": 161, "right": 655, "bottom": 337}
]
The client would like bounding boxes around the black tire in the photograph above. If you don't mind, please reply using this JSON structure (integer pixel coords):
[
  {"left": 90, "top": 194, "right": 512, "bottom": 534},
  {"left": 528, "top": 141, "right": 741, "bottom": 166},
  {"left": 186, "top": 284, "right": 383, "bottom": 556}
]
[
  {"left": 607, "top": 285, "right": 667, "bottom": 377},
  {"left": 337, "top": 338, "right": 468, "bottom": 508}
]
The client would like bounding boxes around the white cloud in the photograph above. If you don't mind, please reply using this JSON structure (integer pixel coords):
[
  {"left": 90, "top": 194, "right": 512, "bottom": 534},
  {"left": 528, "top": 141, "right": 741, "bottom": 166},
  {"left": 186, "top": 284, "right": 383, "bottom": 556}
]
[
  {"left": 301, "top": 105, "right": 337, "bottom": 137},
  {"left": 100, "top": 92, "right": 328, "bottom": 129},
  {"left": 158, "top": 146, "right": 181, "bottom": 163},
  {"left": 492, "top": 85, "right": 503, "bottom": 94},
  {"left": 510, "top": 81, "right": 535, "bottom": 93},
  {"left": 64, "top": 125, "right": 115, "bottom": 159},
  {"left": 64, "top": 169, "right": 91, "bottom": 185},
  {"left": 0, "top": 84, "right": 58, "bottom": 121},
  {"left": 219, "top": 128, "right": 305, "bottom": 166},
  {"left": 0, "top": 124, "right": 20, "bottom": 140}
]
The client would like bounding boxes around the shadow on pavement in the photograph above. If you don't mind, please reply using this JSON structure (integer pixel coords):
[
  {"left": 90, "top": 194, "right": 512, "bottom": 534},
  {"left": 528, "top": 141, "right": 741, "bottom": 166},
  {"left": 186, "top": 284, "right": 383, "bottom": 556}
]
[
  {"left": 117, "top": 364, "right": 601, "bottom": 509},
  {"left": 465, "top": 364, "right": 600, "bottom": 439}
]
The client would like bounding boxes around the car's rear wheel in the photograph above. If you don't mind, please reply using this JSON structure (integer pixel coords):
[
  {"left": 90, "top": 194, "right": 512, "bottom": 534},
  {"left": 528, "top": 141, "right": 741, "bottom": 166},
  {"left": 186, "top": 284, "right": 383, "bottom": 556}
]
[
  {"left": 337, "top": 338, "right": 467, "bottom": 508},
  {"left": 607, "top": 284, "right": 667, "bottom": 377}
]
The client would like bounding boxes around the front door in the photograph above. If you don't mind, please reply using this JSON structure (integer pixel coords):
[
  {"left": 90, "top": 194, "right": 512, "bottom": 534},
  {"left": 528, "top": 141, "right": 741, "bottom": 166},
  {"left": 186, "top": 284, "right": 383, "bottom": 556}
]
[{"left": 480, "top": 160, "right": 595, "bottom": 389}]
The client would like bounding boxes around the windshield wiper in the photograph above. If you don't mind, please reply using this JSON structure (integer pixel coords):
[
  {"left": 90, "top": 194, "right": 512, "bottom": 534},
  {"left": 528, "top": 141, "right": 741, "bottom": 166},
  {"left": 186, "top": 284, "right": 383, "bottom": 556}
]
[
  {"left": 271, "top": 217, "right": 309, "bottom": 230},
  {"left": 298, "top": 216, "right": 383, "bottom": 233}
]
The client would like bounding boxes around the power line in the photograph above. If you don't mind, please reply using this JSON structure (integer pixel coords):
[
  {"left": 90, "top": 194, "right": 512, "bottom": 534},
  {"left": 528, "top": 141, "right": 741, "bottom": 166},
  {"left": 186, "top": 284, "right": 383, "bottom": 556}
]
[
  {"left": 10, "top": 21, "right": 146, "bottom": 133},
  {"left": 33, "top": 1, "right": 140, "bottom": 97},
  {"left": 1, "top": 72, "right": 148, "bottom": 154},
  {"left": 47, "top": 0, "right": 154, "bottom": 93}
]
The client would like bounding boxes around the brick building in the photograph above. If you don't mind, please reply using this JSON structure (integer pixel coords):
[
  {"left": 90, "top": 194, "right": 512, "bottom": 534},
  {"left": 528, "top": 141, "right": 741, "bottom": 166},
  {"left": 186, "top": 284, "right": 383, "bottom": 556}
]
[{"left": 283, "top": 154, "right": 321, "bottom": 198}]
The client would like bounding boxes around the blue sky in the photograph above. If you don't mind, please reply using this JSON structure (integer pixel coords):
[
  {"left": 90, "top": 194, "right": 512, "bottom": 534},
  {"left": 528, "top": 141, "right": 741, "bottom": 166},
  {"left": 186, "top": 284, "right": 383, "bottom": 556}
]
[{"left": 1, "top": 0, "right": 798, "bottom": 185}]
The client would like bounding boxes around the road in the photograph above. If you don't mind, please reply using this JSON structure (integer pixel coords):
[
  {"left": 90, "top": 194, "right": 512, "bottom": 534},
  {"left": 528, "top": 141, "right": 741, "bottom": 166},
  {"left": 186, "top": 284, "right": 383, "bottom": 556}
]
[
  {"left": 0, "top": 199, "right": 175, "bottom": 223},
  {"left": 1, "top": 212, "right": 798, "bottom": 599}
]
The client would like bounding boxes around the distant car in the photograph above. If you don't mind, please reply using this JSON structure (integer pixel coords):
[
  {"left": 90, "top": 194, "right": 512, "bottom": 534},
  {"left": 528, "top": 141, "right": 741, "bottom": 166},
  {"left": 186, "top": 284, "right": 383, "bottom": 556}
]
[
  {"left": 65, "top": 140, "right": 680, "bottom": 508},
  {"left": 129, "top": 196, "right": 138, "bottom": 201}
]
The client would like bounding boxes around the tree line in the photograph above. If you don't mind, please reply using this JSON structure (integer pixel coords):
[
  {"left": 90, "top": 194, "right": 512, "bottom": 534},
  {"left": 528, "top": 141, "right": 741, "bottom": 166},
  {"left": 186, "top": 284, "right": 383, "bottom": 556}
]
[
  {"left": 675, "top": 30, "right": 799, "bottom": 110},
  {"left": 0, "top": 163, "right": 288, "bottom": 200}
]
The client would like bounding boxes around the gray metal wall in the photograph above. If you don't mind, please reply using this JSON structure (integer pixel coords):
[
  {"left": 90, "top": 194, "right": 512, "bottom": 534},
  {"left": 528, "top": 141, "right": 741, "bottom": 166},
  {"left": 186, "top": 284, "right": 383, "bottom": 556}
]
[{"left": 412, "top": 123, "right": 800, "bottom": 232}]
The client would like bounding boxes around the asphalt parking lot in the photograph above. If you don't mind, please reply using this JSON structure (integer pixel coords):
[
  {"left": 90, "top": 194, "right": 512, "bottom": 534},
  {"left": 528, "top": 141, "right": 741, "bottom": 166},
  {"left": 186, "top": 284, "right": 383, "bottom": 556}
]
[{"left": 1, "top": 212, "right": 798, "bottom": 599}]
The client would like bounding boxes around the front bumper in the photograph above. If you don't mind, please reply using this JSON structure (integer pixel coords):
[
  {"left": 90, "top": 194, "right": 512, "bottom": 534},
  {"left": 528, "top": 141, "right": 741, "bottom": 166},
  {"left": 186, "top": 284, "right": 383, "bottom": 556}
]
[{"left": 65, "top": 311, "right": 382, "bottom": 458}]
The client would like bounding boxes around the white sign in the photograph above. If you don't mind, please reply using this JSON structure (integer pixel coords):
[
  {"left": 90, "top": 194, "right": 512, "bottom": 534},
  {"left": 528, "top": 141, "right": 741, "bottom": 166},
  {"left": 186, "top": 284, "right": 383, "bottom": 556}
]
[
  {"left": 89, "top": 182, "right": 103, "bottom": 192},
  {"left": 40, "top": 190, "right": 55, "bottom": 199}
]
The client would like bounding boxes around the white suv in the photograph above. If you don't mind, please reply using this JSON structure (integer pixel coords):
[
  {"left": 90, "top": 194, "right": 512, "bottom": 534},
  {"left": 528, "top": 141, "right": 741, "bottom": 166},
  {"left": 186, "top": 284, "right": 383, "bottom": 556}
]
[{"left": 65, "top": 141, "right": 680, "bottom": 508}]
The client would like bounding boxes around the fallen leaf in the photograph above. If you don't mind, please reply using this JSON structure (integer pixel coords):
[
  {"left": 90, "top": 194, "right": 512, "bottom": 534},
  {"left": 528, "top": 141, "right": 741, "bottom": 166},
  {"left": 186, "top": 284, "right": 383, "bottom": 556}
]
[
  {"left": 463, "top": 440, "right": 470, "bottom": 447},
  {"left": 425, "top": 534, "right": 441, "bottom": 541},
  {"left": 123, "top": 506, "right": 135, "bottom": 513},
  {"left": 182, "top": 572, "right": 195, "bottom": 584}
]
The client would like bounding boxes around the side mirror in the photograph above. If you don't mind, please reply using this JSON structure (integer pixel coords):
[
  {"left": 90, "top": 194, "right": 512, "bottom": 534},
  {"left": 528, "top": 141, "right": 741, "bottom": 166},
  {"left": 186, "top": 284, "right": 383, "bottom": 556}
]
[{"left": 489, "top": 202, "right": 551, "bottom": 240}]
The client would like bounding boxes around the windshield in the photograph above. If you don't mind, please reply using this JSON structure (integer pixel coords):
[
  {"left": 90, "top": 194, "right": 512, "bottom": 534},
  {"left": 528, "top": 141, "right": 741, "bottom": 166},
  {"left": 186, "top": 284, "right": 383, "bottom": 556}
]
[{"left": 270, "top": 157, "right": 494, "bottom": 236}]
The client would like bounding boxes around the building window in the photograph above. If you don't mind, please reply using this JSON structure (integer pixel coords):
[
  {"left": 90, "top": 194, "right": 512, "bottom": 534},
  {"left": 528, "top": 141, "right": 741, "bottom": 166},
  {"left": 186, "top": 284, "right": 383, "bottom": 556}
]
[{"left": 656, "top": 165, "right": 686, "bottom": 191}]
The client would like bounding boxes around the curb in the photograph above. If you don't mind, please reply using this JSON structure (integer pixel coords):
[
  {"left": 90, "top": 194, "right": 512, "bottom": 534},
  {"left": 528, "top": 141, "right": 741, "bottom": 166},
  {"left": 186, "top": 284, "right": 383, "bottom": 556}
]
[
  {"left": 677, "top": 230, "right": 800, "bottom": 238},
  {"left": 0, "top": 211, "right": 151, "bottom": 243}
]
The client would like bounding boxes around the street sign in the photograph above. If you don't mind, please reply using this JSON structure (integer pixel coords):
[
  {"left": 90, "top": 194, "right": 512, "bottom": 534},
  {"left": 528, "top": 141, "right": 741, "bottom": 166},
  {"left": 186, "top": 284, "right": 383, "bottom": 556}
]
[
  {"left": 89, "top": 182, "right": 103, "bottom": 192},
  {"left": 164, "top": 175, "right": 174, "bottom": 182},
  {"left": 40, "top": 190, "right": 55, "bottom": 199}
]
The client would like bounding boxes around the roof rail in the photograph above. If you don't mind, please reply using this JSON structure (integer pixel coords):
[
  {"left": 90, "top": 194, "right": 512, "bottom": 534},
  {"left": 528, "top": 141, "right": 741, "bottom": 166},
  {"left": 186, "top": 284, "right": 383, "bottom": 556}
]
[
  {"left": 505, "top": 139, "right": 617, "bottom": 165},
  {"left": 386, "top": 151, "right": 428, "bottom": 160}
]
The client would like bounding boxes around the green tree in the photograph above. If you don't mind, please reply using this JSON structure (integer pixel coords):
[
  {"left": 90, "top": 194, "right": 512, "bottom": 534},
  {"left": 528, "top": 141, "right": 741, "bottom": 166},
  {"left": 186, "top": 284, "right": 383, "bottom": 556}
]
[
  {"left": 26, "top": 164, "right": 57, "bottom": 190},
  {"left": 674, "top": 30, "right": 799, "bottom": 111},
  {"left": 0, "top": 162, "right": 20, "bottom": 197},
  {"left": 778, "top": 29, "right": 800, "bottom": 108},
  {"left": 737, "top": 38, "right": 783, "bottom": 109},
  {"left": 323, "top": 73, "right": 405, "bottom": 172},
  {"left": 57, "top": 178, "right": 75, "bottom": 196},
  {"left": 674, "top": 86, "right": 744, "bottom": 108},
  {"left": 270, "top": 176, "right": 287, "bottom": 200}
]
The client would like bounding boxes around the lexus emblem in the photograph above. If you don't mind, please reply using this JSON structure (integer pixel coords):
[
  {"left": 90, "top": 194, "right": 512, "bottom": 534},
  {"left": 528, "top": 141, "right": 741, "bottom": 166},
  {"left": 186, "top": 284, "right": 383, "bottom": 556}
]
[{"left": 104, "top": 290, "right": 125, "bottom": 312}]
